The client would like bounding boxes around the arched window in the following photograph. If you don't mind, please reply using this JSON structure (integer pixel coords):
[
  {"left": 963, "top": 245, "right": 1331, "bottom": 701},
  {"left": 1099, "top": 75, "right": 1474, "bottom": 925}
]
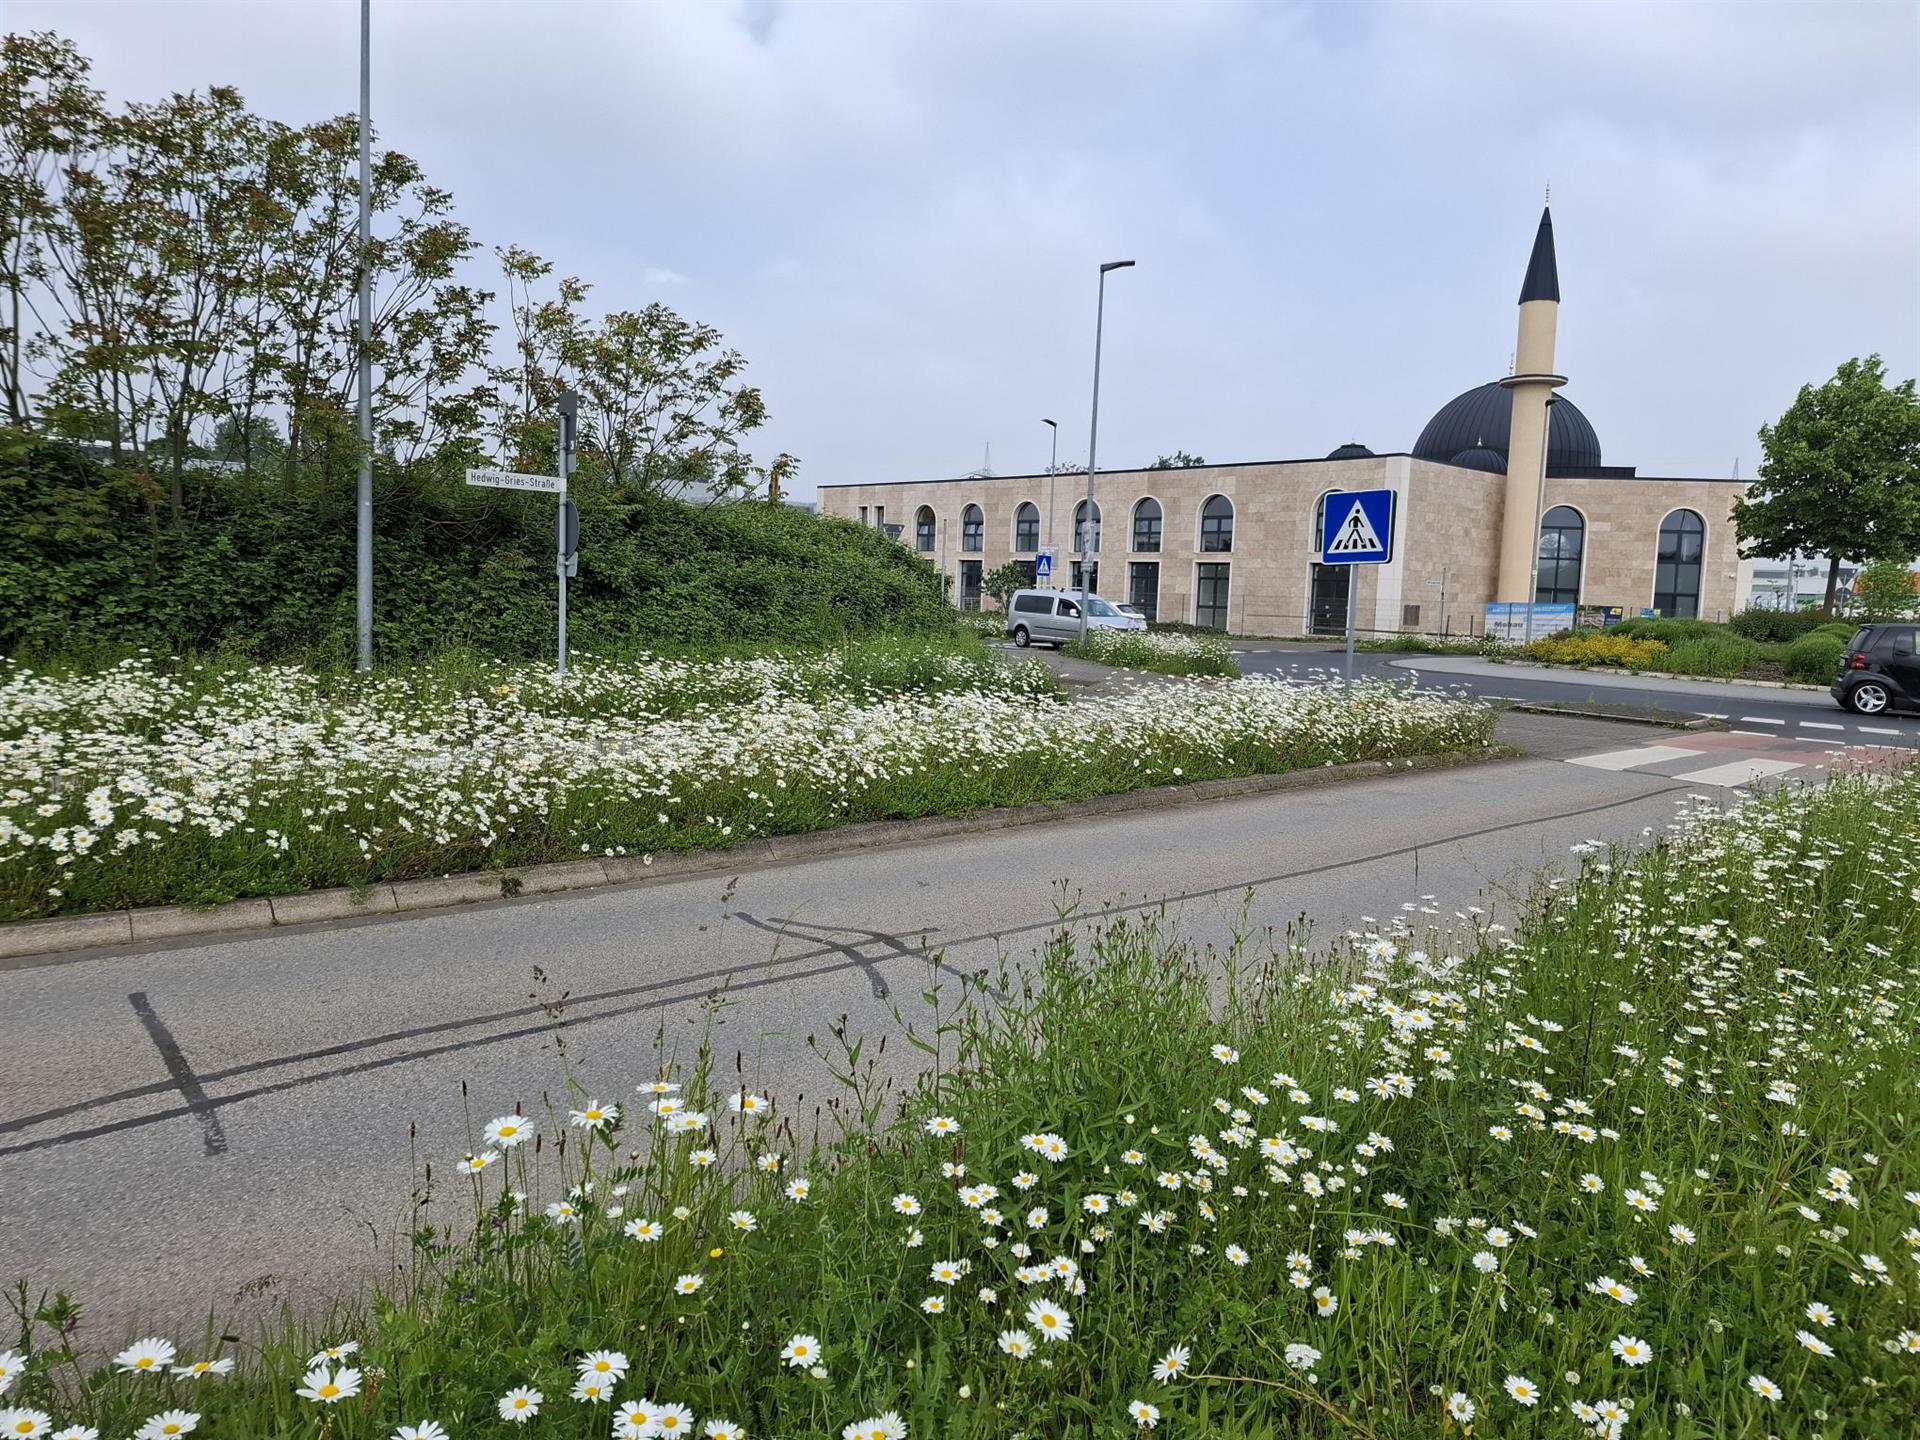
[
  {"left": 1654, "top": 509, "right": 1705, "bottom": 618},
  {"left": 914, "top": 506, "right": 936, "bottom": 553},
  {"left": 1074, "top": 499, "right": 1101, "bottom": 555},
  {"left": 961, "top": 504, "right": 984, "bottom": 553},
  {"left": 1013, "top": 502, "right": 1040, "bottom": 552},
  {"left": 1200, "top": 494, "right": 1234, "bottom": 553},
  {"left": 1312, "top": 491, "right": 1337, "bottom": 551},
  {"left": 1132, "top": 497, "right": 1162, "bottom": 552},
  {"left": 1308, "top": 492, "right": 1351, "bottom": 635},
  {"left": 1535, "top": 505, "right": 1584, "bottom": 605}
]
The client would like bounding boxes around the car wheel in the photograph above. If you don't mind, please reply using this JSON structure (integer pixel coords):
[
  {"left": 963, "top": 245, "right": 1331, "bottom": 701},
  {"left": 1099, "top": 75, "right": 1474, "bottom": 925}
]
[
  {"left": 1012, "top": 626, "right": 1031, "bottom": 648},
  {"left": 1848, "top": 680, "right": 1892, "bottom": 715}
]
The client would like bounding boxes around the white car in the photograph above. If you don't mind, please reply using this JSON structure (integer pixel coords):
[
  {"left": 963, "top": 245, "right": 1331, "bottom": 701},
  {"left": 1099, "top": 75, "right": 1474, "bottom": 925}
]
[{"left": 1005, "top": 589, "right": 1147, "bottom": 648}]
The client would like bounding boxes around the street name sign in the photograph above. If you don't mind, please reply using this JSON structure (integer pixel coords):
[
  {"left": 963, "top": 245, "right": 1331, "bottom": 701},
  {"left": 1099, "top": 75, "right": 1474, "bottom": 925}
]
[
  {"left": 466, "top": 466, "right": 565, "bottom": 494},
  {"left": 1320, "top": 488, "right": 1395, "bottom": 565}
]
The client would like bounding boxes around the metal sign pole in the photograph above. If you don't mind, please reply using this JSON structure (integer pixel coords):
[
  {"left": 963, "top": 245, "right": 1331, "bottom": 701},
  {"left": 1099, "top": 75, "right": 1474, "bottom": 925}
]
[
  {"left": 556, "top": 390, "right": 577, "bottom": 681},
  {"left": 1344, "top": 571, "right": 1358, "bottom": 687}
]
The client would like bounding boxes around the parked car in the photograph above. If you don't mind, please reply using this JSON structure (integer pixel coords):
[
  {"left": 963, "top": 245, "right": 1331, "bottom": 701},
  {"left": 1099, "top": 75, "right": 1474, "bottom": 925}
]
[
  {"left": 1830, "top": 624, "right": 1920, "bottom": 715},
  {"left": 1005, "top": 589, "right": 1146, "bottom": 648}
]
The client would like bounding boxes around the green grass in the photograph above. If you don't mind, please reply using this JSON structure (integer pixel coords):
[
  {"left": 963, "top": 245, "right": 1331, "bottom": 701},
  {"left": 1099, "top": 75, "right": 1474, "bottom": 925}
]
[
  {"left": 1061, "top": 629, "right": 1241, "bottom": 677},
  {"left": 8, "top": 767, "right": 1917, "bottom": 1437}
]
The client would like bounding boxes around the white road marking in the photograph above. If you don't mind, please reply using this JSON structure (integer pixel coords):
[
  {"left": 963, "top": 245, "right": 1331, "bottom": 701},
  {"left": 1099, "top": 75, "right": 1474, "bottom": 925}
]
[
  {"left": 1567, "top": 745, "right": 1707, "bottom": 772},
  {"left": 1739, "top": 716, "right": 1787, "bottom": 726},
  {"left": 1798, "top": 721, "right": 1843, "bottom": 730},
  {"left": 1700, "top": 712, "right": 1729, "bottom": 720},
  {"left": 1794, "top": 736, "right": 1842, "bottom": 744},
  {"left": 1729, "top": 730, "right": 1773, "bottom": 738},
  {"left": 1671, "top": 757, "right": 1803, "bottom": 788},
  {"left": 1859, "top": 726, "right": 1902, "bottom": 736}
]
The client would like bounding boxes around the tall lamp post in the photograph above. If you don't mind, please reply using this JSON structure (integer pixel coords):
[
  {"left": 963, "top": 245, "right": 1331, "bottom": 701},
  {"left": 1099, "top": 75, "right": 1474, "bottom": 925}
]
[
  {"left": 354, "top": 0, "right": 374, "bottom": 671},
  {"left": 1077, "top": 260, "right": 1134, "bottom": 646},
  {"left": 1522, "top": 395, "right": 1558, "bottom": 646},
  {"left": 1041, "top": 417, "right": 1058, "bottom": 546}
]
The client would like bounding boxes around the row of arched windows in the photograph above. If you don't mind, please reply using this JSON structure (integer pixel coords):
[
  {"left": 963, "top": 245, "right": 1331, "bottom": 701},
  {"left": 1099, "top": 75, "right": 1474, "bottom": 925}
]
[
  {"left": 914, "top": 495, "right": 1710, "bottom": 619},
  {"left": 1534, "top": 504, "right": 1707, "bottom": 618},
  {"left": 913, "top": 496, "right": 1237, "bottom": 557}
]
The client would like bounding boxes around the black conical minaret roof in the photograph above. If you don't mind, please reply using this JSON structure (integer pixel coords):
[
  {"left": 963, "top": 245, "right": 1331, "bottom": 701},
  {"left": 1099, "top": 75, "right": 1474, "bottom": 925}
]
[{"left": 1518, "top": 206, "right": 1559, "bottom": 304}]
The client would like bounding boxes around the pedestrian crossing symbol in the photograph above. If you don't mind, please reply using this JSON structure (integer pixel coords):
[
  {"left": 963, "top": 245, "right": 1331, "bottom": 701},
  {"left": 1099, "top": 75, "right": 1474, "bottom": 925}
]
[{"left": 1319, "top": 488, "right": 1395, "bottom": 565}]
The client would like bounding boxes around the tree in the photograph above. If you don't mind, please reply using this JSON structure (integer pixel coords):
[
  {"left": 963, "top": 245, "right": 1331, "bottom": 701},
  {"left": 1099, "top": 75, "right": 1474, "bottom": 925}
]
[
  {"left": 489, "top": 249, "right": 788, "bottom": 500},
  {"left": 209, "top": 412, "right": 284, "bottom": 475},
  {"left": 1735, "top": 355, "right": 1920, "bottom": 611},
  {"left": 0, "top": 32, "right": 103, "bottom": 429},
  {"left": 1149, "top": 451, "right": 1205, "bottom": 469},
  {"left": 1851, "top": 559, "right": 1919, "bottom": 620},
  {"left": 981, "top": 560, "right": 1030, "bottom": 610}
]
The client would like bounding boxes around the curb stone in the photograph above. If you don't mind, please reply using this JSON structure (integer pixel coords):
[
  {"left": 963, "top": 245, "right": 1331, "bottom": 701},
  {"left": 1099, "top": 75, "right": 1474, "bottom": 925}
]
[
  {"left": 0, "top": 746, "right": 1517, "bottom": 964},
  {"left": 1499, "top": 700, "right": 1722, "bottom": 731},
  {"left": 1484, "top": 657, "right": 1829, "bottom": 693}
]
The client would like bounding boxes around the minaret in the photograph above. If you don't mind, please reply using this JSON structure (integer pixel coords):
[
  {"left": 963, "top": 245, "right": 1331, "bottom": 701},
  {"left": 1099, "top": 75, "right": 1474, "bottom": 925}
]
[{"left": 1495, "top": 206, "right": 1567, "bottom": 601}]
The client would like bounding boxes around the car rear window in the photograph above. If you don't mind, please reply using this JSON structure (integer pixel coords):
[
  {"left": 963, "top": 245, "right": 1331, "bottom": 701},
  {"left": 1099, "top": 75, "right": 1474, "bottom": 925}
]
[
  {"left": 1847, "top": 628, "right": 1874, "bottom": 654},
  {"left": 1012, "top": 594, "right": 1052, "bottom": 614}
]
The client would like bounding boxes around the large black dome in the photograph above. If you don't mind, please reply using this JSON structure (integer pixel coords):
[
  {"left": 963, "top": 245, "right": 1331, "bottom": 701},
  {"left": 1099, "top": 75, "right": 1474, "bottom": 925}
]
[{"left": 1413, "top": 381, "right": 1602, "bottom": 472}]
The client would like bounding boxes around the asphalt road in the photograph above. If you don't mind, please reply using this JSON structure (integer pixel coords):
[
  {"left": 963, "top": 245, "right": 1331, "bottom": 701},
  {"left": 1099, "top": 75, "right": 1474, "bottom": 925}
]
[
  {"left": 1, "top": 709, "right": 1818, "bottom": 1340},
  {"left": 1236, "top": 645, "right": 1920, "bottom": 748}
]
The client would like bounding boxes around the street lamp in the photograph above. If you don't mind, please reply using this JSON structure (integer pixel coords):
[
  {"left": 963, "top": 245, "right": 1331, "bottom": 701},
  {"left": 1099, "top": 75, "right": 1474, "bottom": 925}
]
[
  {"left": 354, "top": 0, "right": 374, "bottom": 671},
  {"left": 1523, "top": 394, "right": 1558, "bottom": 646},
  {"left": 1078, "top": 260, "right": 1134, "bottom": 646},
  {"left": 1041, "top": 418, "right": 1058, "bottom": 547}
]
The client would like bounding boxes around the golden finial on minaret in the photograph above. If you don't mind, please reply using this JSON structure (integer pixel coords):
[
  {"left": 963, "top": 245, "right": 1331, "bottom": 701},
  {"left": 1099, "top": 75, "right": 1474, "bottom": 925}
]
[{"left": 1544, "top": 183, "right": 1550, "bottom": 205}]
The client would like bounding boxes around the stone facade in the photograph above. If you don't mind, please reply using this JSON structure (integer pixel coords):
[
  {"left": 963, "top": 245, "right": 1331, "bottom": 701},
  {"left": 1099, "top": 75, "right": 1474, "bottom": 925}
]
[{"left": 819, "top": 454, "right": 1747, "bottom": 635}]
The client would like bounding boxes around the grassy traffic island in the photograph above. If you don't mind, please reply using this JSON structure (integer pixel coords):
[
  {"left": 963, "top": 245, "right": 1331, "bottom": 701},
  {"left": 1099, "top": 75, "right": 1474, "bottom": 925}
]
[
  {"left": 5, "top": 757, "right": 1916, "bottom": 1437},
  {"left": 0, "top": 636, "right": 1494, "bottom": 921}
]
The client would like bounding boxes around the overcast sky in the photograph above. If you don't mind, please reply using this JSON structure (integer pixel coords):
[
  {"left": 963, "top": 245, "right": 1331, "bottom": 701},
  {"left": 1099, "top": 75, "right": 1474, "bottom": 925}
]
[{"left": 16, "top": 0, "right": 1919, "bottom": 495}]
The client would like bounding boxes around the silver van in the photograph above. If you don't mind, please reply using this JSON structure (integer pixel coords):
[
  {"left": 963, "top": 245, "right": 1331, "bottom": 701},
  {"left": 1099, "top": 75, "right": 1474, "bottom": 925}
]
[{"left": 1005, "top": 589, "right": 1147, "bottom": 648}]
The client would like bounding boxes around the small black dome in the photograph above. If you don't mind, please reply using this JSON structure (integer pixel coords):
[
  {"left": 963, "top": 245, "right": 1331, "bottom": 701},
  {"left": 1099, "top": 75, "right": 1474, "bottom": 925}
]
[
  {"left": 1327, "top": 442, "right": 1375, "bottom": 460},
  {"left": 1413, "top": 381, "right": 1602, "bottom": 472},
  {"left": 1448, "top": 446, "right": 1507, "bottom": 474}
]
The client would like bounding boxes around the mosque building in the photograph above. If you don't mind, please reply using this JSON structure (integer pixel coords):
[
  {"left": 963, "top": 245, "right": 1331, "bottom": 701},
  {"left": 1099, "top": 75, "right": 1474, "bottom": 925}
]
[{"left": 817, "top": 208, "right": 1751, "bottom": 636}]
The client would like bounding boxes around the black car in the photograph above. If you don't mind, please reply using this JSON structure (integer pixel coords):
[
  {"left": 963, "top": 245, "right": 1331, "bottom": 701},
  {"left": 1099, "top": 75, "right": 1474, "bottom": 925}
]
[{"left": 1831, "top": 624, "right": 1920, "bottom": 715}]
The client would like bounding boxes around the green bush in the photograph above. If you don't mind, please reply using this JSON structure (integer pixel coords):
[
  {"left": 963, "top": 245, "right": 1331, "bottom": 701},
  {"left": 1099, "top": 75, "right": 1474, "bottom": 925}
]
[
  {"left": 1728, "top": 606, "right": 1829, "bottom": 643},
  {"left": 1523, "top": 632, "right": 1669, "bottom": 668},
  {"left": 1657, "top": 633, "right": 1765, "bottom": 677},
  {"left": 1785, "top": 632, "right": 1846, "bottom": 683},
  {"left": 0, "top": 431, "right": 954, "bottom": 661}
]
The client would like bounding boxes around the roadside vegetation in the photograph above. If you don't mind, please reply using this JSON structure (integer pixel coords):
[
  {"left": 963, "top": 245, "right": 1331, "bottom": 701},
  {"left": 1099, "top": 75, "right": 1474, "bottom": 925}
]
[
  {"left": 1061, "top": 628, "right": 1240, "bottom": 678},
  {"left": 7, "top": 764, "right": 1916, "bottom": 1437},
  {"left": 1522, "top": 614, "right": 1861, "bottom": 684},
  {"left": 0, "top": 434, "right": 953, "bottom": 664},
  {"left": 0, "top": 647, "right": 1491, "bottom": 920}
]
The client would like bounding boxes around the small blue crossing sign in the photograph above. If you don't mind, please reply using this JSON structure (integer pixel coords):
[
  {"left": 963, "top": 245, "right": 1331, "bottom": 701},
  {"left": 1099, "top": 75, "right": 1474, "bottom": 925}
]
[
  {"left": 1320, "top": 488, "right": 1396, "bottom": 565},
  {"left": 1034, "top": 547, "right": 1056, "bottom": 584}
]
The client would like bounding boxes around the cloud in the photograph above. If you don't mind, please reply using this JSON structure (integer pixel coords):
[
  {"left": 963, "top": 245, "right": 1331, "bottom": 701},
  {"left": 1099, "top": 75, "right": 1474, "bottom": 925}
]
[{"left": 10, "top": 0, "right": 1917, "bottom": 493}]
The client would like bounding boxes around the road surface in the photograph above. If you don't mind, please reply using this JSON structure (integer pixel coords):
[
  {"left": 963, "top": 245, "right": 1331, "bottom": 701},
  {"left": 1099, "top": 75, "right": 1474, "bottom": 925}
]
[
  {"left": 0, "top": 709, "right": 1908, "bottom": 1339},
  {"left": 1237, "top": 645, "right": 1920, "bottom": 749}
]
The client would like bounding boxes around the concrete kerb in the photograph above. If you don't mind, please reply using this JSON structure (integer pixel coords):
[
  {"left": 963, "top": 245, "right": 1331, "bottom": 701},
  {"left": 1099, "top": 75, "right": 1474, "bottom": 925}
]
[
  {"left": 0, "top": 746, "right": 1518, "bottom": 963},
  {"left": 1499, "top": 700, "right": 1722, "bottom": 731},
  {"left": 1483, "top": 656, "right": 1830, "bottom": 693}
]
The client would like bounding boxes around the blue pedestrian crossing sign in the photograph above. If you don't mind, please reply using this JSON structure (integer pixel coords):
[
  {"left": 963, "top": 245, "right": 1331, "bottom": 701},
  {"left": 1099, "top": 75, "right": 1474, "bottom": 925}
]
[
  {"left": 1320, "top": 488, "right": 1395, "bottom": 565},
  {"left": 1034, "top": 547, "right": 1056, "bottom": 584}
]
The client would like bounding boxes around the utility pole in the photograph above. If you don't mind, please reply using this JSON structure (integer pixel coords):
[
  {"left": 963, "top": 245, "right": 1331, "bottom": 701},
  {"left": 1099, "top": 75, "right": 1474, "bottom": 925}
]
[
  {"left": 354, "top": 0, "right": 374, "bottom": 672},
  {"left": 1077, "top": 260, "right": 1134, "bottom": 646},
  {"left": 1523, "top": 396, "right": 1557, "bottom": 646}
]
